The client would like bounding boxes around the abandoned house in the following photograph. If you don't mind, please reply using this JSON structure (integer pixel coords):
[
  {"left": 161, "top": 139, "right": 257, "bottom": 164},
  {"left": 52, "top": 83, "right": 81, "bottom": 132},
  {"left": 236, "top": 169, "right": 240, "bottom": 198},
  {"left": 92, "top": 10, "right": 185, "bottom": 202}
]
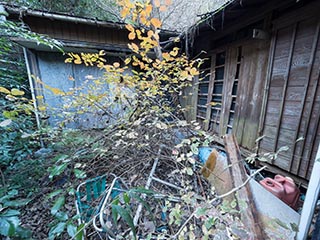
[
  {"left": 4, "top": 0, "right": 320, "bottom": 186},
  {"left": 183, "top": 0, "right": 320, "bottom": 187},
  {"left": 4, "top": 4, "right": 175, "bottom": 128},
  {"left": 2, "top": 0, "right": 320, "bottom": 238}
]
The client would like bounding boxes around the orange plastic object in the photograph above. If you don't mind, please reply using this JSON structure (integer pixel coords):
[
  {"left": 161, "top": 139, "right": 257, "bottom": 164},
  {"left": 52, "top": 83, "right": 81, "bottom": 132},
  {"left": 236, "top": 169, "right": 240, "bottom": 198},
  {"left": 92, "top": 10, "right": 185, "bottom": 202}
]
[
  {"left": 274, "top": 175, "right": 300, "bottom": 209},
  {"left": 260, "top": 175, "right": 300, "bottom": 209},
  {"left": 260, "top": 178, "right": 285, "bottom": 199}
]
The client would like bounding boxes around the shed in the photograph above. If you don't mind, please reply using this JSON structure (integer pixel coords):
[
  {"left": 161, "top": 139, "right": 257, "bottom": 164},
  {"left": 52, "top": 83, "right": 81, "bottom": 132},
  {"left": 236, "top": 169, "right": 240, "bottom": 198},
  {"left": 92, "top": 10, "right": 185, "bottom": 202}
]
[
  {"left": 4, "top": 5, "right": 130, "bottom": 128},
  {"left": 187, "top": 0, "right": 320, "bottom": 184},
  {"left": 4, "top": 5, "right": 175, "bottom": 128}
]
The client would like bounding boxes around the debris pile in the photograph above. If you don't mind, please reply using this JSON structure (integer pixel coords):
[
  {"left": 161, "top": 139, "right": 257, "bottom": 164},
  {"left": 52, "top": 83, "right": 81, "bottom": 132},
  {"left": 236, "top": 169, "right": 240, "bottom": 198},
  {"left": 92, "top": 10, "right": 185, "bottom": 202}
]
[
  {"left": 71, "top": 111, "right": 250, "bottom": 239},
  {"left": 21, "top": 110, "right": 253, "bottom": 239}
]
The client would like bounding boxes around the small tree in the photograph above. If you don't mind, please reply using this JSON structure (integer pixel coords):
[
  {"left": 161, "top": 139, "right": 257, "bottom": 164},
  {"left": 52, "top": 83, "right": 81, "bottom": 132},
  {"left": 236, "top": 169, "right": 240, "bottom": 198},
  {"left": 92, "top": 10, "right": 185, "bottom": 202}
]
[{"left": 55, "top": 0, "right": 200, "bottom": 125}]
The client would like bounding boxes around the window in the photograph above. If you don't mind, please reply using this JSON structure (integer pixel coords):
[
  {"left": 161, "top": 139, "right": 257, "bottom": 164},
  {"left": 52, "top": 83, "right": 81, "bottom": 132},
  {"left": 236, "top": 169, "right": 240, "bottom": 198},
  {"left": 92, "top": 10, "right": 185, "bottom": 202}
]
[
  {"left": 209, "top": 51, "right": 226, "bottom": 133},
  {"left": 196, "top": 57, "right": 212, "bottom": 123},
  {"left": 227, "top": 46, "right": 242, "bottom": 133},
  {"left": 195, "top": 46, "right": 242, "bottom": 135}
]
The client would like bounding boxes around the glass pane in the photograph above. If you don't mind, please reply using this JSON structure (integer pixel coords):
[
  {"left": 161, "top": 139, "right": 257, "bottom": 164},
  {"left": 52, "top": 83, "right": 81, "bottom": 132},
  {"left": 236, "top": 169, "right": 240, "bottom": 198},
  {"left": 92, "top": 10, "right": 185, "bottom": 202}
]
[
  {"left": 213, "top": 83, "right": 223, "bottom": 94},
  {"left": 228, "top": 112, "right": 234, "bottom": 124},
  {"left": 197, "top": 108, "right": 206, "bottom": 118},
  {"left": 230, "top": 101, "right": 236, "bottom": 110},
  {"left": 215, "top": 67, "right": 224, "bottom": 80},
  {"left": 237, "top": 46, "right": 242, "bottom": 62},
  {"left": 198, "top": 97, "right": 207, "bottom": 105},
  {"left": 232, "top": 82, "right": 238, "bottom": 95},
  {"left": 216, "top": 51, "right": 226, "bottom": 66},
  {"left": 212, "top": 95, "right": 222, "bottom": 103},
  {"left": 235, "top": 63, "right": 240, "bottom": 79},
  {"left": 211, "top": 109, "right": 221, "bottom": 120},
  {"left": 199, "top": 83, "right": 209, "bottom": 93}
]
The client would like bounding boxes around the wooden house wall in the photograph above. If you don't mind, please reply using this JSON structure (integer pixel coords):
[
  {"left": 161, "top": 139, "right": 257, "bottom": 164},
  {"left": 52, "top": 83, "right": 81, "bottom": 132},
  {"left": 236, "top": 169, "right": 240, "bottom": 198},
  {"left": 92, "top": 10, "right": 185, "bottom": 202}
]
[
  {"left": 24, "top": 16, "right": 128, "bottom": 47},
  {"left": 25, "top": 50, "right": 127, "bottom": 129},
  {"left": 193, "top": 39, "right": 269, "bottom": 150},
  {"left": 259, "top": 7, "right": 320, "bottom": 180}
]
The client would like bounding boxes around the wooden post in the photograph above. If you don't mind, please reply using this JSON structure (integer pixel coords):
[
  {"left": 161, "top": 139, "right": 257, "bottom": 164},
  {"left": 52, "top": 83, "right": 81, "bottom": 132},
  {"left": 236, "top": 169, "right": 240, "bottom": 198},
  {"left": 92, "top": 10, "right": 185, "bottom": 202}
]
[
  {"left": 296, "top": 142, "right": 320, "bottom": 240},
  {"left": 224, "top": 134, "right": 265, "bottom": 239}
]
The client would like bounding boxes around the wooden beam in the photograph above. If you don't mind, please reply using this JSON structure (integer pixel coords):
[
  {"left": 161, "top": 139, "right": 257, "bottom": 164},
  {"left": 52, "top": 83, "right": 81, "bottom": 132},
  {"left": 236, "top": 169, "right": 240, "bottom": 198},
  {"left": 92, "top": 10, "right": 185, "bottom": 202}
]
[
  {"left": 224, "top": 134, "right": 266, "bottom": 239},
  {"left": 291, "top": 20, "right": 320, "bottom": 174},
  {"left": 219, "top": 49, "right": 231, "bottom": 135},
  {"left": 190, "top": 76, "right": 199, "bottom": 122},
  {"left": 257, "top": 29, "right": 277, "bottom": 153},
  {"left": 222, "top": 47, "right": 237, "bottom": 135},
  {"left": 204, "top": 55, "right": 216, "bottom": 130},
  {"left": 303, "top": 112, "right": 320, "bottom": 178},
  {"left": 272, "top": 23, "right": 297, "bottom": 162}
]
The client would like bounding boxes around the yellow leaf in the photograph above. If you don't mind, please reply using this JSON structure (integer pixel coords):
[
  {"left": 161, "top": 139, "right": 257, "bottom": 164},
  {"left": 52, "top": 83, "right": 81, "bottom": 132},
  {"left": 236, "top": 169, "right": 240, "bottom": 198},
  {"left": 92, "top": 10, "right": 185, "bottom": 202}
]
[
  {"left": 170, "top": 49, "right": 178, "bottom": 57},
  {"left": 154, "top": 0, "right": 161, "bottom": 7},
  {"left": 165, "top": 0, "right": 172, "bottom": 5},
  {"left": 145, "top": 4, "right": 152, "bottom": 16},
  {"left": 50, "top": 87, "right": 64, "bottom": 95},
  {"left": 64, "top": 58, "right": 73, "bottom": 63},
  {"left": 124, "top": 58, "right": 131, "bottom": 65},
  {"left": 139, "top": 62, "right": 145, "bottom": 69},
  {"left": 208, "top": 102, "right": 218, "bottom": 106},
  {"left": 147, "top": 30, "right": 154, "bottom": 38},
  {"left": 181, "top": 71, "right": 188, "bottom": 78},
  {"left": 113, "top": 62, "right": 120, "bottom": 68},
  {"left": 159, "top": 5, "right": 167, "bottom": 11},
  {"left": 128, "top": 32, "right": 136, "bottom": 40},
  {"left": 140, "top": 16, "right": 147, "bottom": 25},
  {"left": 38, "top": 106, "right": 46, "bottom": 111},
  {"left": 121, "top": 8, "right": 129, "bottom": 18},
  {"left": 0, "top": 87, "right": 10, "bottom": 94},
  {"left": 74, "top": 59, "right": 82, "bottom": 64},
  {"left": 125, "top": 24, "right": 134, "bottom": 32},
  {"left": 162, "top": 52, "right": 170, "bottom": 60},
  {"left": 97, "top": 62, "right": 105, "bottom": 68},
  {"left": 129, "top": 43, "right": 139, "bottom": 52},
  {"left": 190, "top": 67, "right": 199, "bottom": 76},
  {"left": 36, "top": 95, "right": 44, "bottom": 99},
  {"left": 11, "top": 88, "right": 25, "bottom": 96},
  {"left": 150, "top": 18, "right": 162, "bottom": 28}
]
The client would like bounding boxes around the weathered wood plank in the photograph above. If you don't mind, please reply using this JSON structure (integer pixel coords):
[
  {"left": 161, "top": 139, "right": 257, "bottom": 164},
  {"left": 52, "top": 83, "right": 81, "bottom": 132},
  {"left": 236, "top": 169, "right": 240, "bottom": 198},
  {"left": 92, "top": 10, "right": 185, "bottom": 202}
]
[
  {"left": 257, "top": 28, "right": 278, "bottom": 152},
  {"left": 224, "top": 134, "right": 265, "bottom": 239},
  {"left": 302, "top": 87, "right": 320, "bottom": 177},
  {"left": 221, "top": 47, "right": 237, "bottom": 135},
  {"left": 290, "top": 20, "right": 320, "bottom": 173},
  {"left": 244, "top": 41, "right": 269, "bottom": 149},
  {"left": 204, "top": 55, "right": 216, "bottom": 131},
  {"left": 234, "top": 44, "right": 251, "bottom": 144},
  {"left": 272, "top": 23, "right": 297, "bottom": 160}
]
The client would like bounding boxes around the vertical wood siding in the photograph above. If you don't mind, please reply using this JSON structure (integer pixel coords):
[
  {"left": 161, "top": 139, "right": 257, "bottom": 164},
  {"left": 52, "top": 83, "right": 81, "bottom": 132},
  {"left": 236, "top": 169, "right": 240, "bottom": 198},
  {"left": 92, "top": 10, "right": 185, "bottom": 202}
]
[
  {"left": 260, "top": 16, "right": 320, "bottom": 180},
  {"left": 24, "top": 17, "right": 128, "bottom": 47},
  {"left": 194, "top": 41, "right": 269, "bottom": 149}
]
